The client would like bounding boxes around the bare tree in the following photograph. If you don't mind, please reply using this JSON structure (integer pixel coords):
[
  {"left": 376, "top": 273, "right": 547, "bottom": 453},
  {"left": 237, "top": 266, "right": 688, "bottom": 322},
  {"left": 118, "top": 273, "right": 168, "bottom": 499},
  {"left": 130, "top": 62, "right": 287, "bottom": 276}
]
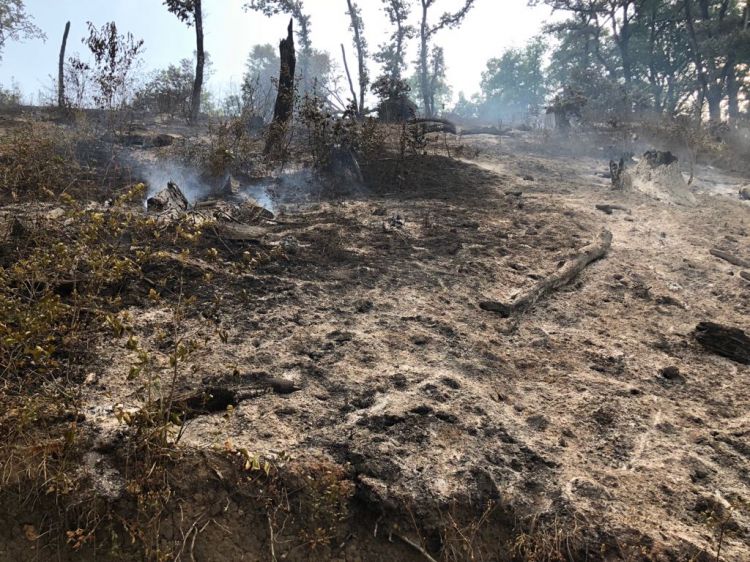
[
  {"left": 164, "top": 0, "right": 204, "bottom": 122},
  {"left": 418, "top": 0, "right": 475, "bottom": 117},
  {"left": 345, "top": 0, "right": 368, "bottom": 117},
  {"left": 58, "top": 21, "right": 70, "bottom": 108}
]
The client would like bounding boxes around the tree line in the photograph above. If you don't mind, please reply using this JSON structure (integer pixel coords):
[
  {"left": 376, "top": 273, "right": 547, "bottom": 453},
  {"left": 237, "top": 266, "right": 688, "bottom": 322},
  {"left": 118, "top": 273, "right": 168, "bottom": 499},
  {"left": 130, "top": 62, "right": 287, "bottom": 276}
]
[
  {"left": 462, "top": 0, "right": 749, "bottom": 125},
  {"left": 0, "top": 0, "right": 747, "bottom": 124}
]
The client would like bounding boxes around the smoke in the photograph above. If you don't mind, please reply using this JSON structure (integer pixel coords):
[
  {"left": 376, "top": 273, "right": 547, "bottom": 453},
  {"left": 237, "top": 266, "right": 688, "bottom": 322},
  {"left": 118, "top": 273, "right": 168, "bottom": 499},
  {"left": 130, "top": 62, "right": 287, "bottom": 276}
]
[
  {"left": 127, "top": 152, "right": 361, "bottom": 214},
  {"left": 238, "top": 181, "right": 277, "bottom": 212},
  {"left": 138, "top": 160, "right": 212, "bottom": 204}
]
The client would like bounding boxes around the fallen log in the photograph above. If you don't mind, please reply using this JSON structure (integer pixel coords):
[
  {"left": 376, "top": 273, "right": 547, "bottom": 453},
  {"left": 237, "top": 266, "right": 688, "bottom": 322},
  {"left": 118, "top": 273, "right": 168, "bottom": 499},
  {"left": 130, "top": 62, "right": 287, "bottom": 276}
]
[
  {"left": 710, "top": 248, "right": 750, "bottom": 268},
  {"left": 480, "top": 229, "right": 613, "bottom": 317},
  {"left": 595, "top": 204, "right": 630, "bottom": 215},
  {"left": 694, "top": 322, "right": 750, "bottom": 365}
]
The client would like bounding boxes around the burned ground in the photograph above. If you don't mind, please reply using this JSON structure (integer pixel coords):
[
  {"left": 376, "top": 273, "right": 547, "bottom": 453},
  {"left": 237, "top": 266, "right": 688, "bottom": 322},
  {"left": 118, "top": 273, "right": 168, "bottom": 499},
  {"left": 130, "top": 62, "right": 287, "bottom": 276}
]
[{"left": 1, "top": 123, "right": 749, "bottom": 561}]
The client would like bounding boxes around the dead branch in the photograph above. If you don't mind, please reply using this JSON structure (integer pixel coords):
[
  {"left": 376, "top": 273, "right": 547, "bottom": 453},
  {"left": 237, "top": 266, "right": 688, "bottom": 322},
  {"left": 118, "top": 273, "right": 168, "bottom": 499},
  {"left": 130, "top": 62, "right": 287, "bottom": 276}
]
[
  {"left": 340, "top": 43, "right": 358, "bottom": 111},
  {"left": 480, "top": 229, "right": 613, "bottom": 317},
  {"left": 710, "top": 248, "right": 750, "bottom": 268},
  {"left": 392, "top": 533, "right": 438, "bottom": 562}
]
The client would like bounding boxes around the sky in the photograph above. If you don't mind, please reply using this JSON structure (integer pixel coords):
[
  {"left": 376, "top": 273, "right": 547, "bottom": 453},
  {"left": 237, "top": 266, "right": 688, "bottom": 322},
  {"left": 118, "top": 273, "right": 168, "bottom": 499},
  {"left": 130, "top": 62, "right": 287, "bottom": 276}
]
[{"left": 0, "top": 0, "right": 556, "bottom": 106}]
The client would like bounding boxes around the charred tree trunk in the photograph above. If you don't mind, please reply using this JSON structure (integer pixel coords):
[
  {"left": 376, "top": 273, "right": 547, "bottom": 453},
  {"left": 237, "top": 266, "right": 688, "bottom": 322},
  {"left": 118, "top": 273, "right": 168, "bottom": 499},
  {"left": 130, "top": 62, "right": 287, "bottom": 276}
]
[
  {"left": 265, "top": 19, "right": 297, "bottom": 155},
  {"left": 58, "top": 21, "right": 71, "bottom": 108},
  {"left": 190, "top": 0, "right": 204, "bottom": 122},
  {"left": 694, "top": 322, "right": 750, "bottom": 364}
]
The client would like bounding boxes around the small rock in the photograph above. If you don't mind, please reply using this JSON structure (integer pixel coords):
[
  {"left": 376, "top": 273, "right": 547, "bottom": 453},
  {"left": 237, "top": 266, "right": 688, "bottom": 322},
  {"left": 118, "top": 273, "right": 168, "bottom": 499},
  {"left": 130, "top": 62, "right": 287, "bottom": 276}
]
[{"left": 659, "top": 366, "right": 684, "bottom": 382}]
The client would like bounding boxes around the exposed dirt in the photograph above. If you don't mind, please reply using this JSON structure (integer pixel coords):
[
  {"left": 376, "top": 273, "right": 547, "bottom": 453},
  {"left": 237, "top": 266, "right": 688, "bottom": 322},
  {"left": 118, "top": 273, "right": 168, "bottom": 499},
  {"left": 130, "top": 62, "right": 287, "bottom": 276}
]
[{"left": 3, "top": 128, "right": 750, "bottom": 561}]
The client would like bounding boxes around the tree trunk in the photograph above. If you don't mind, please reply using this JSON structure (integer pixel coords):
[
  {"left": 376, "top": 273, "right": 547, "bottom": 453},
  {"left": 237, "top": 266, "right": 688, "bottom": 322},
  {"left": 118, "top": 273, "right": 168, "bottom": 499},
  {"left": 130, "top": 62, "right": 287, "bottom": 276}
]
[
  {"left": 419, "top": 0, "right": 432, "bottom": 117},
  {"left": 726, "top": 58, "right": 740, "bottom": 122},
  {"left": 706, "top": 83, "right": 723, "bottom": 124},
  {"left": 265, "top": 19, "right": 297, "bottom": 155},
  {"left": 58, "top": 21, "right": 70, "bottom": 108},
  {"left": 340, "top": 43, "right": 358, "bottom": 111},
  {"left": 190, "top": 0, "right": 204, "bottom": 122},
  {"left": 346, "top": 0, "right": 367, "bottom": 117}
]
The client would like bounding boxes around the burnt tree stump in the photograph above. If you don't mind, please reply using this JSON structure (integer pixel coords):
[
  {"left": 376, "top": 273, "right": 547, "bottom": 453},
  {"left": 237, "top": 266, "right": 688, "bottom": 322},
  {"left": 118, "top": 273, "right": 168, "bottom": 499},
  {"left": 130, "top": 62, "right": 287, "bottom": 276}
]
[
  {"left": 265, "top": 18, "right": 296, "bottom": 155},
  {"left": 146, "top": 182, "right": 189, "bottom": 213}
]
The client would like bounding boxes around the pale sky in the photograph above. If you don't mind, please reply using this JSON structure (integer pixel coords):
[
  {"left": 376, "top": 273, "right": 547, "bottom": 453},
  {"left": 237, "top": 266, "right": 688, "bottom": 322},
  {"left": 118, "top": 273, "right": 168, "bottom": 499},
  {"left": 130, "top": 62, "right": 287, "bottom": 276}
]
[{"left": 0, "top": 0, "right": 554, "bottom": 106}]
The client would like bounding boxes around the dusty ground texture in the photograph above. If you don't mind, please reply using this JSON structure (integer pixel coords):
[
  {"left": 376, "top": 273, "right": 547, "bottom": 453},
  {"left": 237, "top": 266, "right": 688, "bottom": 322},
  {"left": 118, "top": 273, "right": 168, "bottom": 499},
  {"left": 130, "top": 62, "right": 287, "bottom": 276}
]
[{"left": 3, "top": 126, "right": 750, "bottom": 561}]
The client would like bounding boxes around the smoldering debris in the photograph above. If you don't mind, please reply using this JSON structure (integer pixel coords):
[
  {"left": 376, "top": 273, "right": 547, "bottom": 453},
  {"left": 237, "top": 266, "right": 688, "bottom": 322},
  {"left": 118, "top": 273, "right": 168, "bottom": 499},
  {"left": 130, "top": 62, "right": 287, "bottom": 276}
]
[{"left": 146, "top": 181, "right": 189, "bottom": 213}]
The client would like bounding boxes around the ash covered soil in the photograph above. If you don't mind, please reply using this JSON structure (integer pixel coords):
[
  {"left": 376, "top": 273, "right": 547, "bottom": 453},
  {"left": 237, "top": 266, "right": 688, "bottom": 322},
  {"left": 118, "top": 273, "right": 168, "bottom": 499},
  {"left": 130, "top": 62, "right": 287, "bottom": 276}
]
[{"left": 70, "top": 132, "right": 750, "bottom": 560}]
